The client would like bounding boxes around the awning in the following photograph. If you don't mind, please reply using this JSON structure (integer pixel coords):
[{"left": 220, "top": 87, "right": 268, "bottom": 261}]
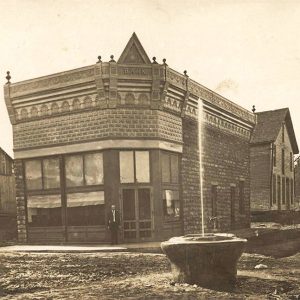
[
  {"left": 67, "top": 191, "right": 104, "bottom": 207},
  {"left": 27, "top": 191, "right": 105, "bottom": 208},
  {"left": 27, "top": 195, "right": 61, "bottom": 208}
]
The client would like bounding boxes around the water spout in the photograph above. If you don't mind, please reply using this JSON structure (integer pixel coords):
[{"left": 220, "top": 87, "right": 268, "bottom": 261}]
[{"left": 198, "top": 99, "right": 205, "bottom": 237}]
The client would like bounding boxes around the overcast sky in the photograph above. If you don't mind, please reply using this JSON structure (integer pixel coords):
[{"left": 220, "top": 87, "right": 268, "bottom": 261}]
[{"left": 1, "top": 0, "right": 300, "bottom": 157}]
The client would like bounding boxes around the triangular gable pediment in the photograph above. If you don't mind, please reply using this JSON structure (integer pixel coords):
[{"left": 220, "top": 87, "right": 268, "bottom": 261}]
[{"left": 118, "top": 33, "right": 151, "bottom": 64}]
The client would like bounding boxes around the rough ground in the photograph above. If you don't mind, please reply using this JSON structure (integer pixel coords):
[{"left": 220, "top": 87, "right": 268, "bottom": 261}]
[{"left": 0, "top": 251, "right": 299, "bottom": 299}]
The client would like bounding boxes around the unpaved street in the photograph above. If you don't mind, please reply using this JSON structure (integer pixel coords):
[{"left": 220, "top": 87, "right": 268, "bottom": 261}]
[{"left": 0, "top": 251, "right": 299, "bottom": 299}]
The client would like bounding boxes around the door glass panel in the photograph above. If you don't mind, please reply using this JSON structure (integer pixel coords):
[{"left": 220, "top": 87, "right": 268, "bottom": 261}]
[
  {"left": 120, "top": 152, "right": 134, "bottom": 183},
  {"left": 123, "top": 189, "right": 135, "bottom": 220},
  {"left": 138, "top": 189, "right": 151, "bottom": 220},
  {"left": 65, "top": 156, "right": 84, "bottom": 187},
  {"left": 135, "top": 151, "right": 150, "bottom": 183},
  {"left": 25, "top": 160, "right": 42, "bottom": 190},
  {"left": 85, "top": 153, "right": 104, "bottom": 185},
  {"left": 43, "top": 158, "right": 60, "bottom": 189}
]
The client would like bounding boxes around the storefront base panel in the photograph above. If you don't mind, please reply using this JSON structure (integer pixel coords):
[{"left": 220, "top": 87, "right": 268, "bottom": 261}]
[
  {"left": 28, "top": 227, "right": 65, "bottom": 243},
  {"left": 67, "top": 226, "right": 106, "bottom": 243},
  {"left": 28, "top": 226, "right": 107, "bottom": 243}
]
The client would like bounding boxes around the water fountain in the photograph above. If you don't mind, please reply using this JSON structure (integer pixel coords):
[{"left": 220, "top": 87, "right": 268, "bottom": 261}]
[{"left": 161, "top": 98, "right": 247, "bottom": 290}]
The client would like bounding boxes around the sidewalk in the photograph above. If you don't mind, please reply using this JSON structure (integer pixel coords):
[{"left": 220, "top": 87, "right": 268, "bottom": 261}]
[{"left": 0, "top": 242, "right": 162, "bottom": 253}]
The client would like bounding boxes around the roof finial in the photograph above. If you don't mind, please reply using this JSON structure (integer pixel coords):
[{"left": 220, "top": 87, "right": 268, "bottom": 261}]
[
  {"left": 162, "top": 58, "right": 167, "bottom": 66},
  {"left": 6, "top": 71, "right": 11, "bottom": 84},
  {"left": 110, "top": 55, "right": 115, "bottom": 62},
  {"left": 184, "top": 70, "right": 188, "bottom": 77},
  {"left": 252, "top": 105, "right": 256, "bottom": 113},
  {"left": 97, "top": 56, "right": 102, "bottom": 63},
  {"left": 152, "top": 57, "right": 157, "bottom": 64}
]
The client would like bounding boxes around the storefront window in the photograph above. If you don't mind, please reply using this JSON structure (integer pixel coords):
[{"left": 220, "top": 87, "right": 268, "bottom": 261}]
[
  {"left": 43, "top": 158, "right": 60, "bottom": 189},
  {"left": 85, "top": 153, "right": 104, "bottom": 185},
  {"left": 161, "top": 152, "right": 179, "bottom": 183},
  {"left": 67, "top": 191, "right": 105, "bottom": 226},
  {"left": 163, "top": 190, "right": 180, "bottom": 218},
  {"left": 27, "top": 194, "right": 62, "bottom": 227},
  {"left": 65, "top": 155, "right": 84, "bottom": 187},
  {"left": 25, "top": 160, "right": 42, "bottom": 190}
]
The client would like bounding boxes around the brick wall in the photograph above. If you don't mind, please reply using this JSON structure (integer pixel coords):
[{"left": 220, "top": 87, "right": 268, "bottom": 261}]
[
  {"left": 202, "top": 124, "right": 251, "bottom": 230},
  {"left": 250, "top": 144, "right": 271, "bottom": 211},
  {"left": 14, "top": 160, "right": 27, "bottom": 243},
  {"left": 13, "top": 109, "right": 182, "bottom": 150}
]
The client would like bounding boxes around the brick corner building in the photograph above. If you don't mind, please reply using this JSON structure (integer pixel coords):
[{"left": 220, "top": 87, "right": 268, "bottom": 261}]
[{"left": 4, "top": 33, "right": 255, "bottom": 243}]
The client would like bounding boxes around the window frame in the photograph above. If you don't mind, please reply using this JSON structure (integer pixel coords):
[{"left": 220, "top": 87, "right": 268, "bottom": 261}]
[
  {"left": 65, "top": 151, "right": 104, "bottom": 188},
  {"left": 119, "top": 150, "right": 151, "bottom": 184},
  {"left": 161, "top": 151, "right": 179, "bottom": 184},
  {"left": 25, "top": 157, "right": 61, "bottom": 192}
]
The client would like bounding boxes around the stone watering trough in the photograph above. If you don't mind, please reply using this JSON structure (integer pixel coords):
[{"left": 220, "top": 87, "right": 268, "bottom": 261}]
[{"left": 161, "top": 233, "right": 247, "bottom": 290}]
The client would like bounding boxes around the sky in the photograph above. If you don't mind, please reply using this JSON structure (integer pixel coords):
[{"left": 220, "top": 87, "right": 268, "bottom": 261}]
[{"left": 1, "top": 0, "right": 300, "bottom": 157}]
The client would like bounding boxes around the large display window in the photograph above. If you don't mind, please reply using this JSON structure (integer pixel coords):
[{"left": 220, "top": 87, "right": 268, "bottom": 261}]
[
  {"left": 27, "top": 194, "right": 62, "bottom": 227},
  {"left": 65, "top": 153, "right": 104, "bottom": 187},
  {"left": 25, "top": 158, "right": 60, "bottom": 190},
  {"left": 67, "top": 191, "right": 105, "bottom": 226}
]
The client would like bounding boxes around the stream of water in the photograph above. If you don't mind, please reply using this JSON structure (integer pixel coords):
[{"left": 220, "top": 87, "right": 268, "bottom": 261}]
[{"left": 198, "top": 99, "right": 205, "bottom": 237}]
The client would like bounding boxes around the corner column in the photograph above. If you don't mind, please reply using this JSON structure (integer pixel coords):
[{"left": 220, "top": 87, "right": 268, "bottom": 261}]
[{"left": 14, "top": 159, "right": 27, "bottom": 243}]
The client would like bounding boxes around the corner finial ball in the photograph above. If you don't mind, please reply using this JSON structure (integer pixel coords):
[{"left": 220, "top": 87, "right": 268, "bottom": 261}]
[{"left": 6, "top": 71, "right": 11, "bottom": 84}]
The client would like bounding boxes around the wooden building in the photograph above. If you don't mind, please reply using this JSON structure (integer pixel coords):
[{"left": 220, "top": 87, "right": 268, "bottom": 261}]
[
  {"left": 4, "top": 33, "right": 255, "bottom": 243},
  {"left": 0, "top": 148, "right": 16, "bottom": 240},
  {"left": 250, "top": 108, "right": 299, "bottom": 220}
]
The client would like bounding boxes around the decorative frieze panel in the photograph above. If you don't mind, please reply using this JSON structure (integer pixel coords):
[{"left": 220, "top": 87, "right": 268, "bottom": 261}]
[
  {"left": 189, "top": 80, "right": 255, "bottom": 124},
  {"left": 166, "top": 68, "right": 255, "bottom": 124},
  {"left": 10, "top": 67, "right": 95, "bottom": 97},
  {"left": 163, "top": 96, "right": 182, "bottom": 113},
  {"left": 184, "top": 105, "right": 198, "bottom": 119},
  {"left": 166, "top": 69, "right": 186, "bottom": 90},
  {"left": 203, "top": 111, "right": 251, "bottom": 140},
  {"left": 15, "top": 94, "right": 98, "bottom": 121},
  {"left": 117, "top": 92, "right": 150, "bottom": 106}
]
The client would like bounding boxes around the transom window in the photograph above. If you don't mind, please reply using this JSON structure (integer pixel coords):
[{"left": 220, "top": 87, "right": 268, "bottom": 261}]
[
  {"left": 25, "top": 158, "right": 60, "bottom": 190},
  {"left": 161, "top": 152, "right": 179, "bottom": 184},
  {"left": 119, "top": 151, "right": 150, "bottom": 183},
  {"left": 65, "top": 153, "right": 104, "bottom": 187}
]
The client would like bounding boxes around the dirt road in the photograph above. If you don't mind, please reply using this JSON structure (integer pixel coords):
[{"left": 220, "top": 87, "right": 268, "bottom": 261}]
[{"left": 0, "top": 252, "right": 299, "bottom": 299}]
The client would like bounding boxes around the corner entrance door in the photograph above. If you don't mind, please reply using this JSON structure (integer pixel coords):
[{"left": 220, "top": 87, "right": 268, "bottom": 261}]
[{"left": 121, "top": 188, "right": 152, "bottom": 241}]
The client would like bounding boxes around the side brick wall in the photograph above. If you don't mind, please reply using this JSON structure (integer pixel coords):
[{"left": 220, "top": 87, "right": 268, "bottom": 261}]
[
  {"left": 250, "top": 144, "right": 271, "bottom": 211},
  {"left": 202, "top": 124, "right": 251, "bottom": 230}
]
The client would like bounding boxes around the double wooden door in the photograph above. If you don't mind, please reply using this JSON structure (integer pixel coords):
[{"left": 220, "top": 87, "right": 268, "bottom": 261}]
[{"left": 121, "top": 188, "right": 153, "bottom": 241}]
